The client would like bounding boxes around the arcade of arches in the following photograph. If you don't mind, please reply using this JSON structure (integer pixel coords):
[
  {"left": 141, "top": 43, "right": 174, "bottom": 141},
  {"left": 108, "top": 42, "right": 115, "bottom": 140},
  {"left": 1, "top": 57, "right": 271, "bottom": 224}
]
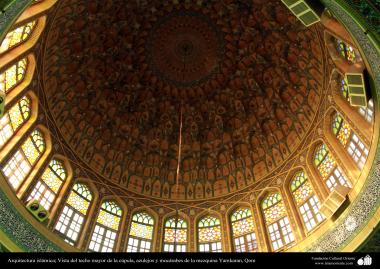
[{"left": 0, "top": 0, "right": 379, "bottom": 252}]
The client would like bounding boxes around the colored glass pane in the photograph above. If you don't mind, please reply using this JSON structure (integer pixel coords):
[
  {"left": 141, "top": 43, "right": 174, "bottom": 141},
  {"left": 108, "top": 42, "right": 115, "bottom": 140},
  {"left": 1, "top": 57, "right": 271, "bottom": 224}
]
[
  {"left": 97, "top": 201, "right": 122, "bottom": 230},
  {"left": 132, "top": 212, "right": 154, "bottom": 225},
  {"left": 0, "top": 21, "right": 36, "bottom": 53},
  {"left": 332, "top": 113, "right": 351, "bottom": 147},
  {"left": 262, "top": 193, "right": 282, "bottom": 209},
  {"left": 164, "top": 218, "right": 187, "bottom": 243},
  {"left": 130, "top": 221, "right": 153, "bottom": 240},
  {"left": 130, "top": 212, "right": 154, "bottom": 240},
  {"left": 263, "top": 199, "right": 286, "bottom": 224},
  {"left": 41, "top": 159, "right": 66, "bottom": 193},
  {"left": 0, "top": 58, "right": 27, "bottom": 93},
  {"left": 290, "top": 171, "right": 307, "bottom": 191},
  {"left": 293, "top": 181, "right": 313, "bottom": 205},
  {"left": 314, "top": 144, "right": 336, "bottom": 179},
  {"left": 198, "top": 216, "right": 221, "bottom": 243},
  {"left": 67, "top": 183, "right": 92, "bottom": 215},
  {"left": 21, "top": 129, "right": 44, "bottom": 164},
  {"left": 231, "top": 215, "right": 255, "bottom": 237},
  {"left": 337, "top": 39, "right": 356, "bottom": 63},
  {"left": 9, "top": 96, "right": 30, "bottom": 130}
]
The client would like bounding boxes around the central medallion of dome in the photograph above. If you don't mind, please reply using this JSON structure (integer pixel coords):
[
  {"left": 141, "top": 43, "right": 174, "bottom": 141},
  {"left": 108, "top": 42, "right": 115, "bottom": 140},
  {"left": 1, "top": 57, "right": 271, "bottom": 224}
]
[{"left": 148, "top": 12, "right": 223, "bottom": 87}]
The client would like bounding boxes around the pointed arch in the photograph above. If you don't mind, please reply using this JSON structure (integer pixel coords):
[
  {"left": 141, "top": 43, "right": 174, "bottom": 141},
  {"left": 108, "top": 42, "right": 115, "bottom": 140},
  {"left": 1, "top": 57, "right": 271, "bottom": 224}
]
[
  {"left": 88, "top": 200, "right": 123, "bottom": 252},
  {"left": 126, "top": 210, "right": 155, "bottom": 252}
]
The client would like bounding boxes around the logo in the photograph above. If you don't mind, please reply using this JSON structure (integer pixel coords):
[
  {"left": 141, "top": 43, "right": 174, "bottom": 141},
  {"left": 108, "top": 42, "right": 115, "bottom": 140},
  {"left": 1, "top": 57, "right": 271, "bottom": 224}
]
[{"left": 357, "top": 255, "right": 372, "bottom": 266}]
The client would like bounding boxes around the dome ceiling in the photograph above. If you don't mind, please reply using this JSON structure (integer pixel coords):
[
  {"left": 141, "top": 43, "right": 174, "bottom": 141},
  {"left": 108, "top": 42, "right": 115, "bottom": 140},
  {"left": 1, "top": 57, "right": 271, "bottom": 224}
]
[{"left": 43, "top": 0, "right": 327, "bottom": 201}]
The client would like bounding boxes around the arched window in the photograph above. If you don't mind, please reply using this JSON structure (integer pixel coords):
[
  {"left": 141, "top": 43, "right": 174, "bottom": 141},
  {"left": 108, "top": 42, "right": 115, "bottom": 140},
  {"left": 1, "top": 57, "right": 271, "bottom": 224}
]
[
  {"left": 340, "top": 79, "right": 374, "bottom": 123},
  {"left": 0, "top": 95, "right": 31, "bottom": 148},
  {"left": 290, "top": 171, "right": 324, "bottom": 232},
  {"left": 0, "top": 58, "right": 27, "bottom": 94},
  {"left": 197, "top": 215, "right": 222, "bottom": 252},
  {"left": 2, "top": 129, "right": 45, "bottom": 190},
  {"left": 336, "top": 39, "right": 356, "bottom": 63},
  {"left": 314, "top": 143, "right": 351, "bottom": 191},
  {"left": 332, "top": 112, "right": 369, "bottom": 169},
  {"left": 163, "top": 217, "right": 187, "bottom": 252},
  {"left": 230, "top": 207, "right": 258, "bottom": 252},
  {"left": 0, "top": 21, "right": 36, "bottom": 53},
  {"left": 27, "top": 158, "right": 67, "bottom": 210},
  {"left": 88, "top": 201, "right": 122, "bottom": 252},
  {"left": 262, "top": 192, "right": 295, "bottom": 251},
  {"left": 55, "top": 183, "right": 92, "bottom": 245},
  {"left": 127, "top": 212, "right": 154, "bottom": 252}
]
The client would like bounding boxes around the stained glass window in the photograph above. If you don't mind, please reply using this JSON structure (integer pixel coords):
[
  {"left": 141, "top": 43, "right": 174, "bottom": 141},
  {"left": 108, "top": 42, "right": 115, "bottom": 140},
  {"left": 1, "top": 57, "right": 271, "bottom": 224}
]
[
  {"left": 336, "top": 39, "right": 356, "bottom": 63},
  {"left": 127, "top": 212, "right": 155, "bottom": 252},
  {"left": 332, "top": 113, "right": 351, "bottom": 147},
  {"left": 314, "top": 143, "right": 351, "bottom": 191},
  {"left": 262, "top": 193, "right": 294, "bottom": 251},
  {"left": 332, "top": 113, "right": 369, "bottom": 170},
  {"left": 55, "top": 183, "right": 92, "bottom": 245},
  {"left": 290, "top": 171, "right": 324, "bottom": 232},
  {"left": 28, "top": 159, "right": 67, "bottom": 210},
  {"left": 198, "top": 216, "right": 222, "bottom": 252},
  {"left": 0, "top": 95, "right": 30, "bottom": 148},
  {"left": 0, "top": 21, "right": 36, "bottom": 53},
  {"left": 89, "top": 201, "right": 122, "bottom": 252},
  {"left": 2, "top": 129, "right": 45, "bottom": 190},
  {"left": 0, "top": 58, "right": 27, "bottom": 94},
  {"left": 163, "top": 217, "right": 187, "bottom": 252},
  {"left": 231, "top": 208, "right": 258, "bottom": 252}
]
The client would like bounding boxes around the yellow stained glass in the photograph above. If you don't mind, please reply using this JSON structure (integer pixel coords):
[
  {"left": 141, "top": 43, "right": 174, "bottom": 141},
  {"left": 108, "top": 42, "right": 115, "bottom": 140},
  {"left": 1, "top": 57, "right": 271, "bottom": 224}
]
[
  {"left": 263, "top": 200, "right": 286, "bottom": 224},
  {"left": 198, "top": 216, "right": 221, "bottom": 243},
  {"left": 21, "top": 129, "right": 44, "bottom": 164},
  {"left": 337, "top": 121, "right": 351, "bottom": 147},
  {"left": 318, "top": 152, "right": 336, "bottom": 179},
  {"left": 232, "top": 217, "right": 255, "bottom": 237},
  {"left": 9, "top": 96, "right": 30, "bottom": 131},
  {"left": 0, "top": 21, "right": 36, "bottom": 53},
  {"left": 293, "top": 181, "right": 313, "bottom": 205},
  {"left": 0, "top": 59, "right": 27, "bottom": 93},
  {"left": 198, "top": 225, "right": 222, "bottom": 243},
  {"left": 130, "top": 222, "right": 154, "bottom": 240},
  {"left": 97, "top": 209, "right": 121, "bottom": 231},
  {"left": 40, "top": 159, "right": 66, "bottom": 193},
  {"left": 164, "top": 218, "right": 187, "bottom": 243},
  {"left": 67, "top": 191, "right": 90, "bottom": 215}
]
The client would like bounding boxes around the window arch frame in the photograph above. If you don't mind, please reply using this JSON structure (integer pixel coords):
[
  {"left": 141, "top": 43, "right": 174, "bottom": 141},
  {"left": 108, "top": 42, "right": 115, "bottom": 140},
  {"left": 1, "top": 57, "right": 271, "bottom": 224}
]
[
  {"left": 287, "top": 170, "right": 325, "bottom": 234},
  {"left": 229, "top": 205, "right": 259, "bottom": 252},
  {"left": 0, "top": 54, "right": 36, "bottom": 106},
  {"left": 25, "top": 155, "right": 73, "bottom": 215},
  {"left": 196, "top": 213, "right": 223, "bottom": 253},
  {"left": 54, "top": 180, "right": 95, "bottom": 247},
  {"left": 312, "top": 141, "right": 352, "bottom": 191},
  {"left": 126, "top": 210, "right": 156, "bottom": 253},
  {"left": 331, "top": 110, "right": 370, "bottom": 170},
  {"left": 259, "top": 189, "right": 296, "bottom": 252},
  {"left": 162, "top": 214, "right": 189, "bottom": 252},
  {"left": 1, "top": 125, "right": 51, "bottom": 195},
  {"left": 88, "top": 199, "right": 124, "bottom": 253}
]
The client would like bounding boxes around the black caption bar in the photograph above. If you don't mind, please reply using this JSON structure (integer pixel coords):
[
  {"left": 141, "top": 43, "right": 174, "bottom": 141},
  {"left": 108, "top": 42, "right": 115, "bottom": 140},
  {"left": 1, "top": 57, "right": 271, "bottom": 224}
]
[{"left": 0, "top": 252, "right": 379, "bottom": 267}]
